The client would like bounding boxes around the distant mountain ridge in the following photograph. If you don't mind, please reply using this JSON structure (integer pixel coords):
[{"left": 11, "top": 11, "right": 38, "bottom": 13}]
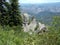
[
  {"left": 21, "top": 2, "right": 60, "bottom": 13},
  {"left": 20, "top": 2, "right": 60, "bottom": 25}
]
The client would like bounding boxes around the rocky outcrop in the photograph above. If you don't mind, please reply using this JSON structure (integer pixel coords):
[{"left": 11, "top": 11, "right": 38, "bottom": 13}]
[{"left": 22, "top": 13, "right": 47, "bottom": 33}]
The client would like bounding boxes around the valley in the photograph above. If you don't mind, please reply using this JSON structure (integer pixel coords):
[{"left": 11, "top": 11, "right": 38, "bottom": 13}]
[{"left": 20, "top": 2, "right": 60, "bottom": 25}]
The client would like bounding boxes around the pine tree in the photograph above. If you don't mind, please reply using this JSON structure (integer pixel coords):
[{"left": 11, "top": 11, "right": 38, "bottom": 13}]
[
  {"left": 8, "top": 0, "right": 23, "bottom": 26},
  {"left": 0, "top": 0, "right": 23, "bottom": 27},
  {"left": 0, "top": 0, "right": 7, "bottom": 26}
]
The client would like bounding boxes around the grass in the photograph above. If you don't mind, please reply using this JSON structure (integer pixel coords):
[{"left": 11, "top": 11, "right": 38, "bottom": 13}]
[{"left": 0, "top": 26, "right": 60, "bottom": 45}]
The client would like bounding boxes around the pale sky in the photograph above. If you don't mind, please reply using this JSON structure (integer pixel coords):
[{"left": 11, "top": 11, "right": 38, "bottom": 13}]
[{"left": 20, "top": 0, "right": 60, "bottom": 4}]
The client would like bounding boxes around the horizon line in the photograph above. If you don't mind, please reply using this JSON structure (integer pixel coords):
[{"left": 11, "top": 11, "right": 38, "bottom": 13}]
[{"left": 20, "top": 2, "right": 60, "bottom": 4}]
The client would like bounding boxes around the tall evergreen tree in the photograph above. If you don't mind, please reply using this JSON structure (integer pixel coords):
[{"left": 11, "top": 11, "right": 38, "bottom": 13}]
[
  {"left": 0, "top": 0, "right": 23, "bottom": 27},
  {"left": 8, "top": 0, "right": 23, "bottom": 26},
  {"left": 0, "top": 0, "right": 7, "bottom": 25}
]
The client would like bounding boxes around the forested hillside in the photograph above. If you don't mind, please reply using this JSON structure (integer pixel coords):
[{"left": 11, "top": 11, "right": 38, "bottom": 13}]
[{"left": 21, "top": 3, "right": 60, "bottom": 25}]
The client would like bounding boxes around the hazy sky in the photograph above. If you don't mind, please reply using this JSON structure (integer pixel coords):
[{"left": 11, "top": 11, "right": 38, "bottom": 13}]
[{"left": 20, "top": 0, "right": 60, "bottom": 4}]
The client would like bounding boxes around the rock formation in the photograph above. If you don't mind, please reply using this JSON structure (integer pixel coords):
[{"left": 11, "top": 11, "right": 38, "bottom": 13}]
[{"left": 22, "top": 13, "right": 47, "bottom": 34}]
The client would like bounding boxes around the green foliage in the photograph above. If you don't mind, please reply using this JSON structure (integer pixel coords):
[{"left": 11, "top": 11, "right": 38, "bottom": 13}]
[
  {"left": 0, "top": 20, "right": 60, "bottom": 45},
  {"left": 52, "top": 16, "right": 60, "bottom": 30},
  {"left": 0, "top": 0, "right": 7, "bottom": 25},
  {"left": 0, "top": 28, "right": 23, "bottom": 45},
  {"left": 0, "top": 0, "right": 23, "bottom": 27},
  {"left": 35, "top": 23, "right": 39, "bottom": 30}
]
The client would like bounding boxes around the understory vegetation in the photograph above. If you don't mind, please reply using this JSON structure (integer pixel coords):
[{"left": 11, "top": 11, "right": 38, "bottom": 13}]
[{"left": 0, "top": 16, "right": 60, "bottom": 45}]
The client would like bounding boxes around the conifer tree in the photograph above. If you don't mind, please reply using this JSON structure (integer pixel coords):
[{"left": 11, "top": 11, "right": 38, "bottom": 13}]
[
  {"left": 0, "top": 0, "right": 23, "bottom": 27},
  {"left": 0, "top": 0, "right": 7, "bottom": 25},
  {"left": 8, "top": 0, "right": 23, "bottom": 26}
]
